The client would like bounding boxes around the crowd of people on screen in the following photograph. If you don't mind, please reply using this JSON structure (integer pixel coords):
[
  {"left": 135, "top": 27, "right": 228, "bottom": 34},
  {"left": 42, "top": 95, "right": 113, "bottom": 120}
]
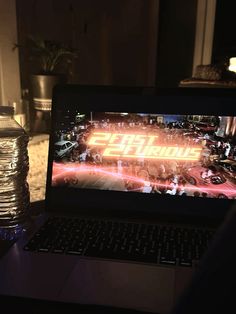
[{"left": 54, "top": 117, "right": 236, "bottom": 198}]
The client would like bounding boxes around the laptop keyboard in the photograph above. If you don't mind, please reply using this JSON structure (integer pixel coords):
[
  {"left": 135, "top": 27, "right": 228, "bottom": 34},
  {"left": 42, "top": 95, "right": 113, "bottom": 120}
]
[{"left": 24, "top": 217, "right": 215, "bottom": 267}]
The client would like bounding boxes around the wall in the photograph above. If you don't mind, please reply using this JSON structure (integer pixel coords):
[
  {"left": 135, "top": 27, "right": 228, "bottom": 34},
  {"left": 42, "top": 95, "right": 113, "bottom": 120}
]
[
  {"left": 156, "top": 0, "right": 198, "bottom": 87},
  {"left": 0, "top": 0, "right": 21, "bottom": 106},
  {"left": 16, "top": 0, "right": 200, "bottom": 89},
  {"left": 16, "top": 0, "right": 159, "bottom": 88},
  {"left": 212, "top": 0, "right": 236, "bottom": 65}
]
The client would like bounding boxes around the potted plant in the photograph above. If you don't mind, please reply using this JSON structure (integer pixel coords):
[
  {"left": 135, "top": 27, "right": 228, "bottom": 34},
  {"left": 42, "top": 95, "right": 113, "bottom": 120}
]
[{"left": 15, "top": 36, "right": 78, "bottom": 111}]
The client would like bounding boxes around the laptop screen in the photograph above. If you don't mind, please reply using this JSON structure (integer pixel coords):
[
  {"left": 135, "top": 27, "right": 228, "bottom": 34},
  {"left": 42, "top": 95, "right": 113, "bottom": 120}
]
[
  {"left": 47, "top": 87, "right": 236, "bottom": 221},
  {"left": 52, "top": 110, "right": 236, "bottom": 200}
]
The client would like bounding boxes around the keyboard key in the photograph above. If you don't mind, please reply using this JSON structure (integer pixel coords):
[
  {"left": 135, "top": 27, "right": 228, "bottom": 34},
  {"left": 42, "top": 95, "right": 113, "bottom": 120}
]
[
  {"left": 179, "top": 259, "right": 192, "bottom": 267},
  {"left": 160, "top": 258, "right": 176, "bottom": 266}
]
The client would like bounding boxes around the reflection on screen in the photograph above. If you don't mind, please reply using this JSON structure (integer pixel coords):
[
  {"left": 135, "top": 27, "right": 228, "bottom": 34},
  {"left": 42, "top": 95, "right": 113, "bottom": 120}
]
[{"left": 52, "top": 111, "right": 236, "bottom": 200}]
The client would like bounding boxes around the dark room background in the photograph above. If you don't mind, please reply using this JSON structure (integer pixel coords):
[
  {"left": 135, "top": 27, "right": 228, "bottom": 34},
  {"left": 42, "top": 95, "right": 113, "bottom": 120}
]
[
  {"left": 212, "top": 0, "right": 236, "bottom": 65},
  {"left": 15, "top": 0, "right": 198, "bottom": 89}
]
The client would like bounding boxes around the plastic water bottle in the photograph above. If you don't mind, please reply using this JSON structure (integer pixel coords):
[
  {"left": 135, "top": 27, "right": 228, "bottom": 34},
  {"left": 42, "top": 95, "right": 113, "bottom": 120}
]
[{"left": 0, "top": 106, "right": 30, "bottom": 240}]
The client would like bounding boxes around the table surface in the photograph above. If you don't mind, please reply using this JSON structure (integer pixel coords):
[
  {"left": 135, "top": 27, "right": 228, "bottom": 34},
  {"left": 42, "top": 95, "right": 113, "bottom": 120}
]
[
  {"left": 0, "top": 200, "right": 153, "bottom": 314},
  {"left": 0, "top": 201, "right": 45, "bottom": 258},
  {"left": 0, "top": 239, "right": 15, "bottom": 258},
  {"left": 0, "top": 295, "right": 148, "bottom": 314}
]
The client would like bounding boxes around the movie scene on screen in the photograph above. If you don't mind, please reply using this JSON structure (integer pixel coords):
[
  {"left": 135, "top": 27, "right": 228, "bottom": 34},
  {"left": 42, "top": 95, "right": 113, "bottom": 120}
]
[{"left": 52, "top": 110, "right": 236, "bottom": 199}]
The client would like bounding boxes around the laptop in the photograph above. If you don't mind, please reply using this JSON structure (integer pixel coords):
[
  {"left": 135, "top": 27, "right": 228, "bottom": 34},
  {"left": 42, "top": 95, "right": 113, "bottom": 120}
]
[{"left": 0, "top": 86, "right": 235, "bottom": 314}]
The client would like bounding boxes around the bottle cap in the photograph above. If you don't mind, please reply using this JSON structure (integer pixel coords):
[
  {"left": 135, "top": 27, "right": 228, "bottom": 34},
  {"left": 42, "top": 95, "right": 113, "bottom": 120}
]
[{"left": 0, "top": 106, "right": 14, "bottom": 115}]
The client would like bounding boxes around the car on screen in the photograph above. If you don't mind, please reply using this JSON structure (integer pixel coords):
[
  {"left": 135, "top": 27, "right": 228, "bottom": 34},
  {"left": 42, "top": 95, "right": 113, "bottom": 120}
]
[
  {"left": 194, "top": 122, "right": 217, "bottom": 133},
  {"left": 215, "top": 159, "right": 236, "bottom": 181},
  {"left": 182, "top": 132, "right": 216, "bottom": 146},
  {"left": 184, "top": 165, "right": 236, "bottom": 199},
  {"left": 54, "top": 140, "right": 78, "bottom": 159}
]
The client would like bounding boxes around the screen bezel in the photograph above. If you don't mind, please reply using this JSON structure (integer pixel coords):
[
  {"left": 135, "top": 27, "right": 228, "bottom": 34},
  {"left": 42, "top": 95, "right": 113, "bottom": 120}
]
[{"left": 46, "top": 86, "right": 236, "bottom": 224}]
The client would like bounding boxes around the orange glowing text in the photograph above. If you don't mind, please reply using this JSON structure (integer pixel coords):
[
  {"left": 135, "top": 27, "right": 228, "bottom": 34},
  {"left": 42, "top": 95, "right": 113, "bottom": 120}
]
[{"left": 88, "top": 132, "right": 202, "bottom": 161}]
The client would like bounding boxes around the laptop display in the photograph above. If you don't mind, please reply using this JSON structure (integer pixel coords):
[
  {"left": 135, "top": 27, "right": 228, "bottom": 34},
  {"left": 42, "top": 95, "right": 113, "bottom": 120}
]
[
  {"left": 52, "top": 110, "right": 236, "bottom": 200},
  {"left": 47, "top": 87, "right": 236, "bottom": 220}
]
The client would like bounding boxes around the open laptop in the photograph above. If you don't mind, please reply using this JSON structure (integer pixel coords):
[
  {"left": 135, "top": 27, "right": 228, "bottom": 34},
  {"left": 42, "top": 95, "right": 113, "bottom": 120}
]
[{"left": 0, "top": 86, "right": 236, "bottom": 314}]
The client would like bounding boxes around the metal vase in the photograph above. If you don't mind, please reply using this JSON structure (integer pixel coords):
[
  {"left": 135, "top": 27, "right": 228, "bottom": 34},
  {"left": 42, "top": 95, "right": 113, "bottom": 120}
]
[{"left": 30, "top": 74, "right": 66, "bottom": 111}]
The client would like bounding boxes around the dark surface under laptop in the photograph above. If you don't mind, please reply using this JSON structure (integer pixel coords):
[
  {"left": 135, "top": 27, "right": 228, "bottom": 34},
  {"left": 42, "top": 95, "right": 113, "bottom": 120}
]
[{"left": 1, "top": 86, "right": 236, "bottom": 314}]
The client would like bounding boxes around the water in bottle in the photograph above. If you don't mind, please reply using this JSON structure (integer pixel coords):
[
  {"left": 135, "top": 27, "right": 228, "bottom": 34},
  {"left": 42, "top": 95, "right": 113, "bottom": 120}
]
[{"left": 0, "top": 106, "right": 30, "bottom": 240}]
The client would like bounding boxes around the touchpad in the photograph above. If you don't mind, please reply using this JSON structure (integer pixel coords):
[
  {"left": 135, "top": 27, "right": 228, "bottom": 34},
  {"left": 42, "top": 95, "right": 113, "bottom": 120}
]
[{"left": 60, "top": 259, "right": 175, "bottom": 313}]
